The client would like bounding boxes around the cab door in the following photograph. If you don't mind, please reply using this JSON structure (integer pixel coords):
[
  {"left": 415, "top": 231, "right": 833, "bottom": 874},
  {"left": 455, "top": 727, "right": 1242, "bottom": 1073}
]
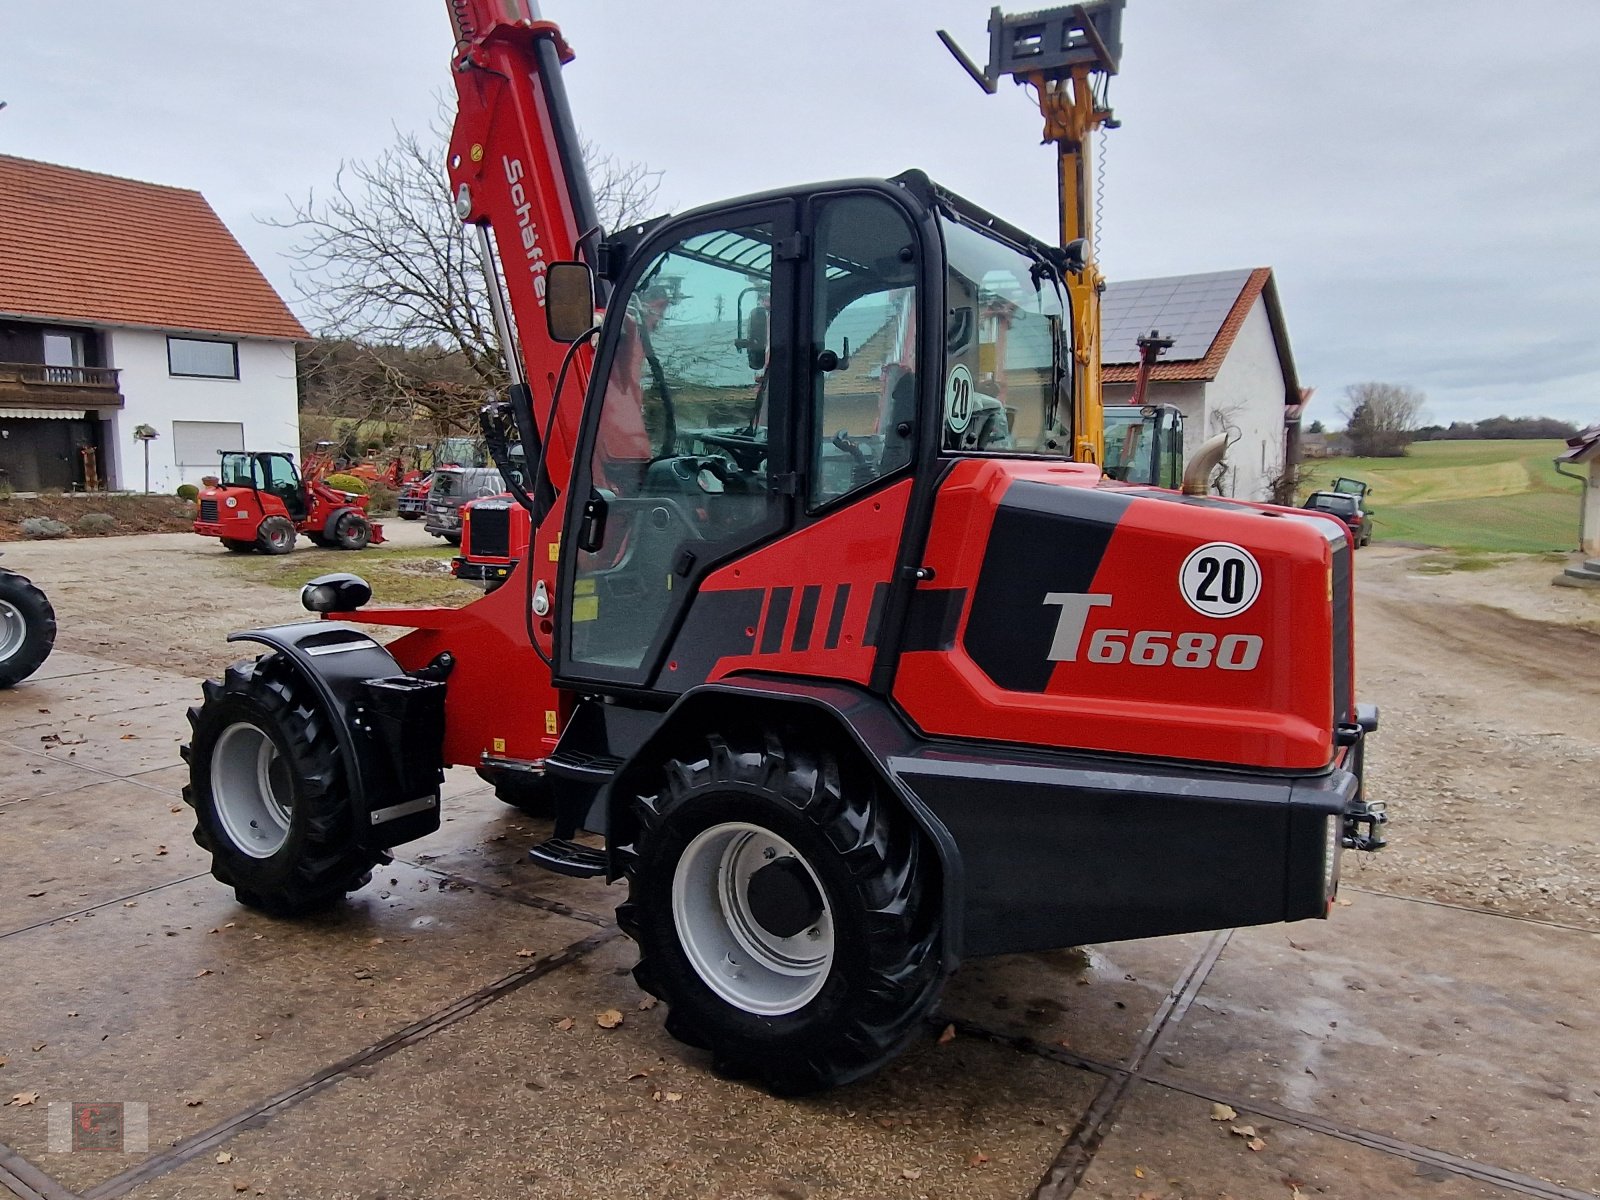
[{"left": 554, "top": 205, "right": 797, "bottom": 689}]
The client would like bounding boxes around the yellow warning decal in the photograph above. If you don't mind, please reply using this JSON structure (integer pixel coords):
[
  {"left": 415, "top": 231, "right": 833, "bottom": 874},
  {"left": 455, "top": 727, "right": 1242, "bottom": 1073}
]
[
  {"left": 544, "top": 710, "right": 558, "bottom": 735},
  {"left": 548, "top": 535, "right": 560, "bottom": 562},
  {"left": 573, "top": 595, "right": 599, "bottom": 622},
  {"left": 492, "top": 737, "right": 506, "bottom": 753}
]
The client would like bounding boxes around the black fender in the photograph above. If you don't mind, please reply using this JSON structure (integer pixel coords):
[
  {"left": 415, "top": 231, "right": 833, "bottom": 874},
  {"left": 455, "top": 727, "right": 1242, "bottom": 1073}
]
[
  {"left": 226, "top": 623, "right": 445, "bottom": 849},
  {"left": 604, "top": 674, "right": 966, "bottom": 968}
]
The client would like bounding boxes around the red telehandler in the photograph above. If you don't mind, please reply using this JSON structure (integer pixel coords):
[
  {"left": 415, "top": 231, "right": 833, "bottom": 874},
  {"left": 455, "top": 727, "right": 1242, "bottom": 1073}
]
[{"left": 181, "top": 0, "right": 1385, "bottom": 1094}]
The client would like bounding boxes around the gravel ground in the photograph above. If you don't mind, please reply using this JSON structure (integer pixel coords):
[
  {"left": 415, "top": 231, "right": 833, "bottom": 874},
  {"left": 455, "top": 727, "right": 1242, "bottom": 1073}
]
[{"left": 6, "top": 531, "right": 1597, "bottom": 930}]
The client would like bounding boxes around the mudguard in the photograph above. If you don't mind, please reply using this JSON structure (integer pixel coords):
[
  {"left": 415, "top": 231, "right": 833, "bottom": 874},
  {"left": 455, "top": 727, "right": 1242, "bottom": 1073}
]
[{"left": 227, "top": 623, "right": 444, "bottom": 849}]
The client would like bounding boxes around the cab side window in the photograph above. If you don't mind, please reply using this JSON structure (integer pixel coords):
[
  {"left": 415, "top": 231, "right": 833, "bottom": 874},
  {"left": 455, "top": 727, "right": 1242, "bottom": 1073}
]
[{"left": 810, "top": 196, "right": 920, "bottom": 508}]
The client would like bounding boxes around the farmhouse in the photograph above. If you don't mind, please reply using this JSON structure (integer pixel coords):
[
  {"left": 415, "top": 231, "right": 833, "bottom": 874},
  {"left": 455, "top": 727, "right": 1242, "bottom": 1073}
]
[
  {"left": 0, "top": 155, "right": 304, "bottom": 493},
  {"left": 1102, "top": 267, "right": 1302, "bottom": 501}
]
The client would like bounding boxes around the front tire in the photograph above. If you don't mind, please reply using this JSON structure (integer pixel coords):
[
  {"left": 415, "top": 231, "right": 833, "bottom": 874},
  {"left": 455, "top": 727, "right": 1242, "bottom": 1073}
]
[
  {"left": 0, "top": 569, "right": 56, "bottom": 688},
  {"left": 182, "top": 655, "right": 380, "bottom": 915},
  {"left": 256, "top": 516, "right": 297, "bottom": 555},
  {"left": 617, "top": 729, "right": 942, "bottom": 1094},
  {"left": 332, "top": 511, "right": 372, "bottom": 551}
]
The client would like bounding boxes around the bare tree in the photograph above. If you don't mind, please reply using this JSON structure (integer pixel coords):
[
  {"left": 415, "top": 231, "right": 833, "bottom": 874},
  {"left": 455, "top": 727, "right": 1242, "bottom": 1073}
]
[
  {"left": 273, "top": 115, "right": 660, "bottom": 443},
  {"left": 1339, "top": 382, "right": 1425, "bottom": 457}
]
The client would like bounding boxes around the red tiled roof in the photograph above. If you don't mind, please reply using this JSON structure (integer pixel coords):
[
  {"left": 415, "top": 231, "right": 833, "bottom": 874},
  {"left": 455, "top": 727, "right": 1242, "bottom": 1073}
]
[
  {"left": 1102, "top": 267, "right": 1272, "bottom": 384},
  {"left": 0, "top": 154, "right": 306, "bottom": 341}
]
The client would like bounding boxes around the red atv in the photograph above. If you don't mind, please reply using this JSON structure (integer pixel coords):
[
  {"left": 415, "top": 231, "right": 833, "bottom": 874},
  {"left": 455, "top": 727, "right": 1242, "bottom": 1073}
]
[{"left": 194, "top": 451, "right": 385, "bottom": 555}]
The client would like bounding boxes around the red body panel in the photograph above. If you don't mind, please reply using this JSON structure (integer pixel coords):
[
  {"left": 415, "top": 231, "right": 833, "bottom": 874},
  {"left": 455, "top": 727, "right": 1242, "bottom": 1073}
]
[{"left": 891, "top": 459, "right": 1337, "bottom": 771}]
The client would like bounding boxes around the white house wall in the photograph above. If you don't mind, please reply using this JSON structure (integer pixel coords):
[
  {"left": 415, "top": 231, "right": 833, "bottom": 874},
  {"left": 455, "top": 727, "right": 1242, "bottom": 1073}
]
[
  {"left": 1201, "top": 297, "right": 1287, "bottom": 501},
  {"left": 101, "top": 329, "right": 299, "bottom": 492}
]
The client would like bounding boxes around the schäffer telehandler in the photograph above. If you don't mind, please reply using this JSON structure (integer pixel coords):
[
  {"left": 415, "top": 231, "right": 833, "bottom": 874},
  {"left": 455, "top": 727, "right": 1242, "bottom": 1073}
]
[{"left": 181, "top": 0, "right": 1385, "bottom": 1094}]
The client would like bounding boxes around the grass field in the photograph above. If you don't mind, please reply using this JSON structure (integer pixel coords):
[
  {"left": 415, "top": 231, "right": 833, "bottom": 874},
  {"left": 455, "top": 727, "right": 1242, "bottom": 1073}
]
[
  {"left": 1300, "top": 439, "right": 1580, "bottom": 553},
  {"left": 223, "top": 542, "right": 477, "bottom": 606}
]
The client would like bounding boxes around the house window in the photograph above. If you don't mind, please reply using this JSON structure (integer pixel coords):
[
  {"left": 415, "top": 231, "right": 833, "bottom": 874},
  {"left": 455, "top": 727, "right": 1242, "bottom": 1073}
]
[
  {"left": 172, "top": 420, "right": 245, "bottom": 468},
  {"left": 168, "top": 337, "right": 238, "bottom": 379}
]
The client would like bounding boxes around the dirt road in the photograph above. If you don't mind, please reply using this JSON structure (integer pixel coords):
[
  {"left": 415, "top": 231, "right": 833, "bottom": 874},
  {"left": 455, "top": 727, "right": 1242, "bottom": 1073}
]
[{"left": 7, "top": 531, "right": 1599, "bottom": 930}]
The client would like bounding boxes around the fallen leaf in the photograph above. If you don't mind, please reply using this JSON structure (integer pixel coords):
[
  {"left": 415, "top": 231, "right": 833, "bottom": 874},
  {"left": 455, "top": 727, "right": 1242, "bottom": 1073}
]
[
  {"left": 0, "top": 1058, "right": 7, "bottom": 1069},
  {"left": 626, "top": 1070, "right": 650, "bottom": 1081},
  {"left": 1210, "top": 1103, "right": 1238, "bottom": 1122},
  {"left": 170, "top": 804, "right": 183, "bottom": 813},
  {"left": 233, "top": 1183, "right": 249, "bottom": 1194},
  {"left": 1134, "top": 1166, "right": 1146, "bottom": 1178},
  {"left": 186, "top": 1098, "right": 204, "bottom": 1107},
  {"left": 1247, "top": 1137, "right": 1266, "bottom": 1152},
  {"left": 215, "top": 1151, "right": 233, "bottom": 1165},
  {"left": 369, "top": 937, "right": 385, "bottom": 946},
  {"left": 26, "top": 891, "right": 45, "bottom": 898},
  {"left": 194, "top": 969, "right": 212, "bottom": 978},
  {"left": 1287, "top": 940, "right": 1308, "bottom": 951},
  {"left": 9, "top": 1092, "right": 40, "bottom": 1107},
  {"left": 967, "top": 1151, "right": 989, "bottom": 1167},
  {"left": 637, "top": 997, "right": 658, "bottom": 1011},
  {"left": 900, "top": 1168, "right": 922, "bottom": 1181},
  {"left": 516, "top": 948, "right": 536, "bottom": 958},
  {"left": 937, "top": 1023, "right": 956, "bottom": 1045},
  {"left": 663, "top": 1091, "right": 683, "bottom": 1102},
  {"left": 875, "top": 1116, "right": 898, "bottom": 1129},
  {"left": 554, "top": 1017, "right": 575, "bottom": 1031},
  {"left": 252, "top": 934, "right": 265, "bottom": 940},
  {"left": 252, "top": 1034, "right": 263, "bottom": 1041},
  {"left": 352, "top": 968, "right": 373, "bottom": 980},
  {"left": 155, "top": 845, "right": 168, "bottom": 855},
  {"left": 1230, "top": 1124, "right": 1258, "bottom": 1138},
  {"left": 124, "top": 901, "right": 137, "bottom": 908},
  {"left": 1336, "top": 896, "right": 1352, "bottom": 907},
  {"left": 596, "top": 1009, "right": 624, "bottom": 1029},
  {"left": 119, "top": 733, "right": 139, "bottom": 741},
  {"left": 31, "top": 1043, "right": 45, "bottom": 1052}
]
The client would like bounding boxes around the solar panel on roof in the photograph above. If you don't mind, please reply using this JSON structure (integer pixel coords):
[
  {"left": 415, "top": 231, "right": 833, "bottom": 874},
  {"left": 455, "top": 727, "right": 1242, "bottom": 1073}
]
[{"left": 1100, "top": 268, "right": 1254, "bottom": 364}]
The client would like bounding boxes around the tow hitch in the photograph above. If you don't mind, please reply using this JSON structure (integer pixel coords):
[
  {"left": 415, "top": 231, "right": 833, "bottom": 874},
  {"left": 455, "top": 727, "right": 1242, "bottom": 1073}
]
[{"left": 1343, "top": 800, "right": 1388, "bottom": 852}]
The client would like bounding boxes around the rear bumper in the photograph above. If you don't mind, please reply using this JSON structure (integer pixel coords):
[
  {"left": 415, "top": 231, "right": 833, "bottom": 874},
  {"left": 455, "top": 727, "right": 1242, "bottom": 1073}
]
[
  {"left": 451, "top": 557, "right": 516, "bottom": 589},
  {"left": 891, "top": 729, "right": 1380, "bottom": 958}
]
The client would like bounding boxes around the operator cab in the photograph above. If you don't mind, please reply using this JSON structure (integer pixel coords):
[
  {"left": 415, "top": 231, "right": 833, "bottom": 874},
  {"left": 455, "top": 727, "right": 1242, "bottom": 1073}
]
[
  {"left": 543, "top": 171, "right": 1077, "bottom": 689},
  {"left": 1103, "top": 404, "right": 1184, "bottom": 488},
  {"left": 220, "top": 451, "right": 305, "bottom": 520}
]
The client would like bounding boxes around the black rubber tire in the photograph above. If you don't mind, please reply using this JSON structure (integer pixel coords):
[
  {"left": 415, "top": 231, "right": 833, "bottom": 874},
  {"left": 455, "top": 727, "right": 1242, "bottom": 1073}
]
[
  {"left": 475, "top": 766, "right": 557, "bottom": 818},
  {"left": 332, "top": 511, "right": 371, "bottom": 551},
  {"left": 399, "top": 511, "right": 422, "bottom": 521},
  {"left": 0, "top": 569, "right": 56, "bottom": 689},
  {"left": 616, "top": 728, "right": 942, "bottom": 1095},
  {"left": 181, "top": 654, "right": 380, "bottom": 915},
  {"left": 256, "top": 516, "right": 297, "bottom": 555},
  {"left": 221, "top": 539, "right": 256, "bottom": 553},
  {"left": 444, "top": 532, "right": 462, "bottom": 547},
  {"left": 305, "top": 532, "right": 329, "bottom": 548}
]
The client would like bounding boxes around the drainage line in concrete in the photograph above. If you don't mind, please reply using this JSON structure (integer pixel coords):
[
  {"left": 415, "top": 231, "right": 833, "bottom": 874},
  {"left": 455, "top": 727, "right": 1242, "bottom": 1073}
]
[
  {"left": 1031, "top": 929, "right": 1232, "bottom": 1200},
  {"left": 80, "top": 926, "right": 619, "bottom": 1200},
  {"left": 0, "top": 1142, "right": 79, "bottom": 1200},
  {"left": 0, "top": 873, "right": 208, "bottom": 942},
  {"left": 1146, "top": 1075, "right": 1599, "bottom": 1200},
  {"left": 404, "top": 861, "right": 613, "bottom": 928}
]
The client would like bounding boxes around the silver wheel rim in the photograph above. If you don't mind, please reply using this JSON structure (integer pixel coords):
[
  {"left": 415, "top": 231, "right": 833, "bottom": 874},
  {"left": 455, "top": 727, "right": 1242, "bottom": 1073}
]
[
  {"left": 671, "top": 821, "right": 834, "bottom": 1016},
  {"left": 211, "top": 722, "right": 293, "bottom": 858},
  {"left": 0, "top": 598, "right": 25, "bottom": 663}
]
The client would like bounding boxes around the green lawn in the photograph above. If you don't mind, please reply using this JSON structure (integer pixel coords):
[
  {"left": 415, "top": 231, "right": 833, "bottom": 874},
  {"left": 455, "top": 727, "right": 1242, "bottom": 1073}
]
[{"left": 1300, "top": 440, "right": 1581, "bottom": 553}]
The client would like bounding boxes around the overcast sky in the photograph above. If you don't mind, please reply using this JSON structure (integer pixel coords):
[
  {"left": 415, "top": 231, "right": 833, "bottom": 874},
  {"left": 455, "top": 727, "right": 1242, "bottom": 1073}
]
[{"left": 3, "top": 0, "right": 1597, "bottom": 426}]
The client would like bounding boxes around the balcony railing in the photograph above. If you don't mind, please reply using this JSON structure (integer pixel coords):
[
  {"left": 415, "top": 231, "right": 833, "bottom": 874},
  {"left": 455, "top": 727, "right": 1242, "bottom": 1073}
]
[{"left": 0, "top": 361, "right": 121, "bottom": 387}]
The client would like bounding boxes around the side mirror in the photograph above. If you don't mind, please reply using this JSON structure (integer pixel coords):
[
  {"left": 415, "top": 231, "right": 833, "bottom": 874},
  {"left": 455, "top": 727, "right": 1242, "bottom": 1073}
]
[
  {"left": 738, "top": 305, "right": 769, "bottom": 370},
  {"left": 546, "top": 261, "right": 596, "bottom": 343}
]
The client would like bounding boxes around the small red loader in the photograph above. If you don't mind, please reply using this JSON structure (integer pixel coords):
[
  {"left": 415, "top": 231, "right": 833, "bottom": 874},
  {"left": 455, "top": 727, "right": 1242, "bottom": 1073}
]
[{"left": 193, "top": 450, "right": 385, "bottom": 554}]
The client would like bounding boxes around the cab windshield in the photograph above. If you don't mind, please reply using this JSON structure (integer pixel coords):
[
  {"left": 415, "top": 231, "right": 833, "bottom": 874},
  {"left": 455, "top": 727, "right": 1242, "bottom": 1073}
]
[{"left": 940, "top": 217, "right": 1070, "bottom": 457}]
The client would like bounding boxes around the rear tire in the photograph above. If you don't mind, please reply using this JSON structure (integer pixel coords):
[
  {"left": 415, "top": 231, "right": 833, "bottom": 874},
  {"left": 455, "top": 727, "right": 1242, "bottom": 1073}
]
[
  {"left": 256, "top": 516, "right": 297, "bottom": 555},
  {"left": 332, "top": 511, "right": 372, "bottom": 551},
  {"left": 0, "top": 569, "right": 56, "bottom": 689},
  {"left": 182, "top": 654, "right": 380, "bottom": 915},
  {"left": 476, "top": 766, "right": 557, "bottom": 818},
  {"left": 221, "top": 539, "right": 255, "bottom": 553},
  {"left": 617, "top": 728, "right": 942, "bottom": 1094},
  {"left": 399, "top": 511, "right": 422, "bottom": 521}
]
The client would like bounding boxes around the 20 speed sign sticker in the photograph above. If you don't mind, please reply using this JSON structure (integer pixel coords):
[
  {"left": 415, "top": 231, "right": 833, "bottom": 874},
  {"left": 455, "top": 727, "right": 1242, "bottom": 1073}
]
[
  {"left": 944, "top": 364, "right": 974, "bottom": 435},
  {"left": 1179, "top": 542, "right": 1261, "bottom": 618}
]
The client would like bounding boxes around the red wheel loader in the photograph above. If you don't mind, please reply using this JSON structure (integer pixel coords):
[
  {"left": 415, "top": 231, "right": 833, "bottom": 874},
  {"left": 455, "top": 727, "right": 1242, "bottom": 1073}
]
[
  {"left": 193, "top": 450, "right": 386, "bottom": 555},
  {"left": 180, "top": 0, "right": 1385, "bottom": 1094}
]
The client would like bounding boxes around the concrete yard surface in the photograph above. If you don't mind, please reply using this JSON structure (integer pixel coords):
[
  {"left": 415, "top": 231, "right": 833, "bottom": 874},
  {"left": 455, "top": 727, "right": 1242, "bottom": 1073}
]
[{"left": 2, "top": 532, "right": 1597, "bottom": 1200}]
